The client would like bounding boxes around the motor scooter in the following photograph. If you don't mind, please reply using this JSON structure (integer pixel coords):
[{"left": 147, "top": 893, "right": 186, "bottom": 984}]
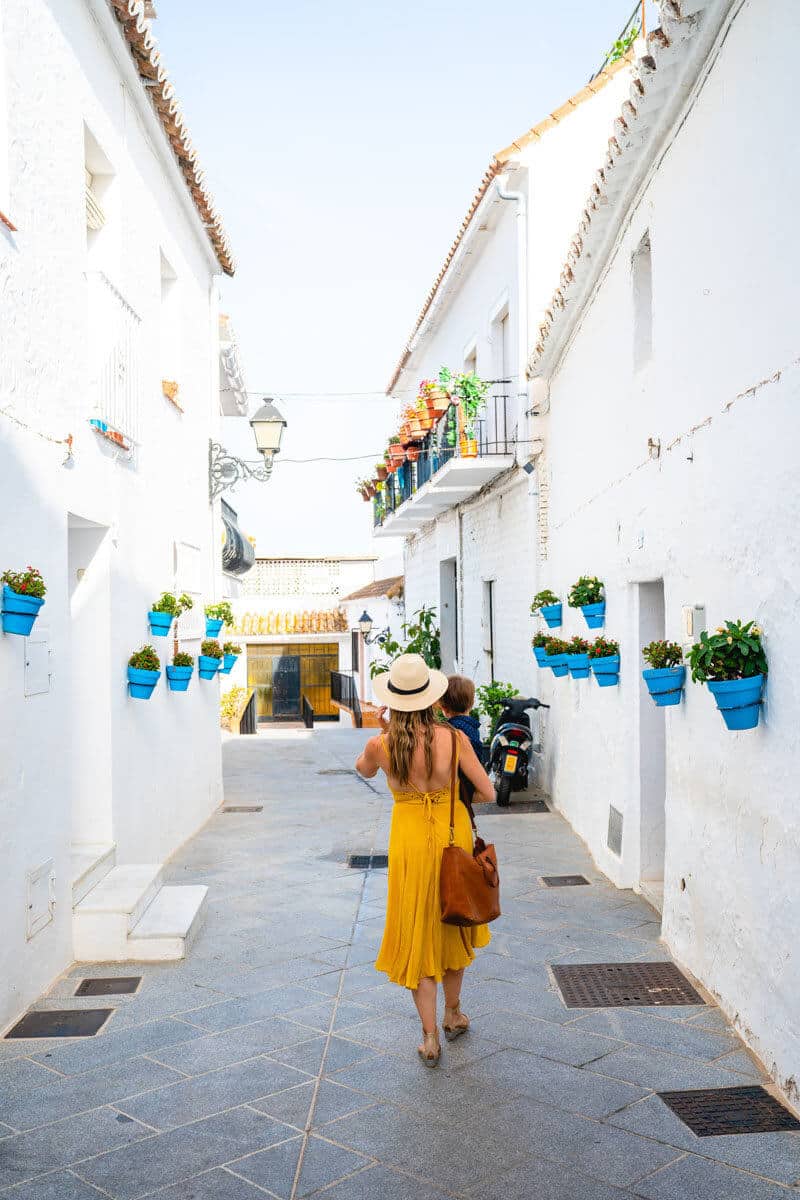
[{"left": 488, "top": 696, "right": 549, "bottom": 807}]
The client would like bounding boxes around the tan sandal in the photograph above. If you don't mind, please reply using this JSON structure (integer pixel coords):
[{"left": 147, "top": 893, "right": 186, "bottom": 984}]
[
  {"left": 417, "top": 1030, "right": 441, "bottom": 1067},
  {"left": 442, "top": 1004, "right": 470, "bottom": 1042}
]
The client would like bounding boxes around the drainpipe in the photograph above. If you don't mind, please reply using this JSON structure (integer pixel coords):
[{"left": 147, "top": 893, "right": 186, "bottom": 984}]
[{"left": 494, "top": 175, "right": 528, "bottom": 460}]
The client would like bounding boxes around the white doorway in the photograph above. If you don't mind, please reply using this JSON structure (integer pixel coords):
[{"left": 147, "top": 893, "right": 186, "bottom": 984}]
[
  {"left": 439, "top": 558, "right": 458, "bottom": 672},
  {"left": 637, "top": 580, "right": 666, "bottom": 912}
]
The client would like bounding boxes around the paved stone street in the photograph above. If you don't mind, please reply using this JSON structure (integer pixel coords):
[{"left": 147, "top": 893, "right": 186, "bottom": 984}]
[{"left": 1, "top": 729, "right": 798, "bottom": 1199}]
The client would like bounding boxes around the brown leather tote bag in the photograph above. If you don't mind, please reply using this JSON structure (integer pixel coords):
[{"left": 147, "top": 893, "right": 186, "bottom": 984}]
[{"left": 440, "top": 729, "right": 501, "bottom": 927}]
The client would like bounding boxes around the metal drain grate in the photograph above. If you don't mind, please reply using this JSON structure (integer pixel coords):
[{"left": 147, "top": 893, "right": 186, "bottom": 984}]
[
  {"left": 551, "top": 962, "right": 706, "bottom": 1008},
  {"left": 658, "top": 1086, "right": 800, "bottom": 1137},
  {"left": 541, "top": 875, "right": 590, "bottom": 887},
  {"left": 5, "top": 1009, "right": 114, "bottom": 1038},
  {"left": 223, "top": 806, "right": 263, "bottom": 813},
  {"left": 75, "top": 977, "right": 141, "bottom": 997},
  {"left": 318, "top": 769, "right": 356, "bottom": 776},
  {"left": 347, "top": 853, "right": 389, "bottom": 869}
]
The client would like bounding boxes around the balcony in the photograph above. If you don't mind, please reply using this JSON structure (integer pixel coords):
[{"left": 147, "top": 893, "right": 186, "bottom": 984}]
[{"left": 373, "top": 393, "right": 516, "bottom": 538}]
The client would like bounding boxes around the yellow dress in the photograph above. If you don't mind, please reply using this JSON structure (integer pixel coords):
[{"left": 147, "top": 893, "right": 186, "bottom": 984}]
[{"left": 375, "top": 739, "right": 491, "bottom": 990}]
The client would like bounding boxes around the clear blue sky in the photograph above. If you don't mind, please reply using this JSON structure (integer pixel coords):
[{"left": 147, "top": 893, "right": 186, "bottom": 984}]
[{"left": 156, "top": 1, "right": 639, "bottom": 557}]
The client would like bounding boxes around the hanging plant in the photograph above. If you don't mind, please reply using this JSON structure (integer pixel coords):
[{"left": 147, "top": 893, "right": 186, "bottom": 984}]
[
  {"left": 532, "top": 631, "right": 550, "bottom": 665},
  {"left": 589, "top": 636, "right": 620, "bottom": 687},
  {"left": 531, "top": 589, "right": 562, "bottom": 628},
  {"left": 569, "top": 576, "right": 606, "bottom": 628},
  {"left": 543, "top": 636, "right": 571, "bottom": 677},
  {"left": 148, "top": 591, "right": 193, "bottom": 637},
  {"left": 128, "top": 645, "right": 161, "bottom": 699},
  {"left": 220, "top": 641, "right": 242, "bottom": 675},
  {"left": 566, "top": 636, "right": 591, "bottom": 679},
  {"left": 199, "top": 638, "right": 224, "bottom": 679},
  {"left": 642, "top": 640, "right": 685, "bottom": 707},
  {"left": 688, "top": 620, "right": 767, "bottom": 730},
  {"left": 166, "top": 651, "right": 194, "bottom": 693},
  {"left": 205, "top": 601, "right": 234, "bottom": 637},
  {"left": 1, "top": 566, "right": 46, "bottom": 636}
]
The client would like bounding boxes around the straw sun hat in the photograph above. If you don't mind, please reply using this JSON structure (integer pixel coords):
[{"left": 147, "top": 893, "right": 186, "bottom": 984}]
[{"left": 372, "top": 653, "right": 449, "bottom": 713}]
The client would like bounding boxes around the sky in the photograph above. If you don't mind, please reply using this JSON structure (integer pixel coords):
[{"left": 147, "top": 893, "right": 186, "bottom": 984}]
[{"left": 155, "top": 0, "right": 640, "bottom": 560}]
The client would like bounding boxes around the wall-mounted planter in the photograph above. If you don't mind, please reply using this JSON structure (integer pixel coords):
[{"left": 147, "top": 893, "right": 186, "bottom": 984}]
[
  {"left": 591, "top": 654, "right": 620, "bottom": 687},
  {"left": 1, "top": 586, "right": 45, "bottom": 636},
  {"left": 540, "top": 604, "right": 562, "bottom": 629},
  {"left": 567, "top": 653, "right": 590, "bottom": 679},
  {"left": 581, "top": 601, "right": 606, "bottom": 629},
  {"left": 533, "top": 645, "right": 549, "bottom": 666},
  {"left": 198, "top": 655, "right": 221, "bottom": 680},
  {"left": 148, "top": 611, "right": 173, "bottom": 637},
  {"left": 707, "top": 675, "right": 764, "bottom": 730},
  {"left": 166, "top": 665, "right": 193, "bottom": 692},
  {"left": 205, "top": 618, "right": 224, "bottom": 637},
  {"left": 643, "top": 666, "right": 685, "bottom": 707},
  {"left": 546, "top": 653, "right": 570, "bottom": 678},
  {"left": 128, "top": 666, "right": 160, "bottom": 699},
  {"left": 220, "top": 653, "right": 239, "bottom": 676}
]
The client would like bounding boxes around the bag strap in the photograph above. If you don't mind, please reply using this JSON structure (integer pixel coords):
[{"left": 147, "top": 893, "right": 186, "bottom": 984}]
[{"left": 448, "top": 728, "right": 458, "bottom": 845}]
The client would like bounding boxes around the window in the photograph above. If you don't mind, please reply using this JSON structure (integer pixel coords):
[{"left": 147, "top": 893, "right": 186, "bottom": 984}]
[
  {"left": 84, "top": 125, "right": 117, "bottom": 273},
  {"left": 174, "top": 541, "right": 204, "bottom": 642},
  {"left": 632, "top": 231, "right": 653, "bottom": 370},
  {"left": 482, "top": 580, "right": 496, "bottom": 682},
  {"left": 160, "top": 250, "right": 181, "bottom": 405},
  {"left": 490, "top": 306, "right": 512, "bottom": 454}
]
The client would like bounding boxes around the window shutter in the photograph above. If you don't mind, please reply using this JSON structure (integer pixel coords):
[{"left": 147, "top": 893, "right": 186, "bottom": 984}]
[{"left": 85, "top": 168, "right": 105, "bottom": 231}]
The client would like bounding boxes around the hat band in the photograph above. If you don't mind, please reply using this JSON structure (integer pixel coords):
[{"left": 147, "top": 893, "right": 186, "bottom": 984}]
[{"left": 387, "top": 678, "right": 430, "bottom": 697}]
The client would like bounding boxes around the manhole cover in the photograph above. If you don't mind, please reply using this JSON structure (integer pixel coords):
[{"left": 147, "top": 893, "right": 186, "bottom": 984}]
[
  {"left": 223, "top": 806, "right": 263, "bottom": 813},
  {"left": 551, "top": 962, "right": 705, "bottom": 1008},
  {"left": 541, "top": 875, "right": 590, "bottom": 887},
  {"left": 318, "top": 769, "right": 356, "bottom": 776},
  {"left": 347, "top": 853, "right": 389, "bottom": 869},
  {"left": 5, "top": 1009, "right": 115, "bottom": 1038},
  {"left": 658, "top": 1086, "right": 800, "bottom": 1137},
  {"left": 75, "top": 977, "right": 141, "bottom": 996}
]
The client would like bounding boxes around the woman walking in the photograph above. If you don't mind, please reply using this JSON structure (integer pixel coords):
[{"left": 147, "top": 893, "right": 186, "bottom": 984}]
[{"left": 355, "top": 654, "right": 495, "bottom": 1066}]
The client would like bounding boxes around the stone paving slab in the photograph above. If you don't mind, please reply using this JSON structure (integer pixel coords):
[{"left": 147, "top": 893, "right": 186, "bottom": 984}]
[{"left": 1, "top": 729, "right": 795, "bottom": 1200}]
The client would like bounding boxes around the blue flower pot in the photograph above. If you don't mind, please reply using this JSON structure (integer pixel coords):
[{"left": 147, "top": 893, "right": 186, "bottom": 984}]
[
  {"left": 533, "top": 645, "right": 549, "bottom": 666},
  {"left": 166, "top": 665, "right": 193, "bottom": 692},
  {"left": 540, "top": 603, "right": 562, "bottom": 629},
  {"left": 1, "top": 585, "right": 45, "bottom": 636},
  {"left": 567, "top": 652, "right": 590, "bottom": 679},
  {"left": 546, "top": 653, "right": 569, "bottom": 678},
  {"left": 205, "top": 617, "right": 224, "bottom": 637},
  {"left": 148, "top": 611, "right": 173, "bottom": 637},
  {"left": 581, "top": 601, "right": 606, "bottom": 629},
  {"left": 220, "top": 653, "right": 238, "bottom": 675},
  {"left": 128, "top": 666, "right": 160, "bottom": 699},
  {"left": 707, "top": 675, "right": 764, "bottom": 731},
  {"left": 591, "top": 654, "right": 620, "bottom": 687},
  {"left": 198, "top": 655, "right": 221, "bottom": 680},
  {"left": 643, "top": 666, "right": 685, "bottom": 707}
]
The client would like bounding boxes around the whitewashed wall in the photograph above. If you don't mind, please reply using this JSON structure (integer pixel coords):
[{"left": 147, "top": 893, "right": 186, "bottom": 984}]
[
  {"left": 538, "top": 0, "right": 800, "bottom": 1100},
  {"left": 0, "top": 0, "right": 224, "bottom": 1031}
]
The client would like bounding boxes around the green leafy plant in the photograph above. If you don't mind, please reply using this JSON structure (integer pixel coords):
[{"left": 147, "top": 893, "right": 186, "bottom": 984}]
[
  {"left": 530, "top": 590, "right": 559, "bottom": 612},
  {"left": 220, "top": 685, "right": 248, "bottom": 721},
  {"left": 588, "top": 636, "right": 620, "bottom": 659},
  {"left": 204, "top": 601, "right": 234, "bottom": 626},
  {"left": 532, "top": 632, "right": 550, "bottom": 648},
  {"left": 172, "top": 651, "right": 194, "bottom": 668},
  {"left": 687, "top": 620, "right": 767, "bottom": 682},
  {"left": 568, "top": 576, "right": 604, "bottom": 607},
  {"left": 200, "top": 638, "right": 223, "bottom": 659},
  {"left": 369, "top": 606, "right": 441, "bottom": 677},
  {"left": 608, "top": 25, "right": 638, "bottom": 64},
  {"left": 223, "top": 642, "right": 242, "bottom": 656},
  {"left": 543, "top": 637, "right": 571, "bottom": 656},
  {"left": 2, "top": 566, "right": 46, "bottom": 599},
  {"left": 151, "top": 591, "right": 193, "bottom": 617},
  {"left": 453, "top": 372, "right": 490, "bottom": 437},
  {"left": 128, "top": 645, "right": 161, "bottom": 671},
  {"left": 568, "top": 636, "right": 590, "bottom": 654},
  {"left": 643, "top": 640, "right": 683, "bottom": 670},
  {"left": 476, "top": 681, "right": 519, "bottom": 732}
]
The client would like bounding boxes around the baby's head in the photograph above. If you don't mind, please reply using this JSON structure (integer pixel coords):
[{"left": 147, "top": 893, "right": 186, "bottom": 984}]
[{"left": 441, "top": 675, "right": 475, "bottom": 717}]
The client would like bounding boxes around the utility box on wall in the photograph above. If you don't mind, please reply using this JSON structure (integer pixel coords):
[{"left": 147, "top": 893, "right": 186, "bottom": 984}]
[{"left": 24, "top": 627, "right": 51, "bottom": 697}]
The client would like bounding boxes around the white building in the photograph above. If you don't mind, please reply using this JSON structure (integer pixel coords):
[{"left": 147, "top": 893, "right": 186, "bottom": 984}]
[
  {"left": 0, "top": 0, "right": 247, "bottom": 1032},
  {"left": 339, "top": 573, "right": 405, "bottom": 709},
  {"left": 526, "top": 0, "right": 800, "bottom": 1103}
]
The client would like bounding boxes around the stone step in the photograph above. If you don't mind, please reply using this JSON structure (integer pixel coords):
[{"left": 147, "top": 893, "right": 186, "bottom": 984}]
[
  {"left": 73, "top": 864, "right": 163, "bottom": 961},
  {"left": 126, "top": 885, "right": 208, "bottom": 961},
  {"left": 70, "top": 843, "right": 116, "bottom": 907}
]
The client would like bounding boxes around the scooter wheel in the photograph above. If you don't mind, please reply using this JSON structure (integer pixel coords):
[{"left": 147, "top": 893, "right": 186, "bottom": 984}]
[{"left": 496, "top": 775, "right": 512, "bottom": 807}]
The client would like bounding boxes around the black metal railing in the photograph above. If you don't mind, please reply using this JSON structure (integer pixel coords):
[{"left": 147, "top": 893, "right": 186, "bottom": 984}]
[
  {"left": 239, "top": 690, "right": 257, "bottom": 734},
  {"left": 301, "top": 695, "right": 314, "bottom": 729},
  {"left": 330, "top": 670, "right": 362, "bottom": 728}
]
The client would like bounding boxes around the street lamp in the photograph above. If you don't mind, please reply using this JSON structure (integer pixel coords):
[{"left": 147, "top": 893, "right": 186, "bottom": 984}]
[
  {"left": 209, "top": 397, "right": 287, "bottom": 500},
  {"left": 358, "top": 610, "right": 389, "bottom": 645}
]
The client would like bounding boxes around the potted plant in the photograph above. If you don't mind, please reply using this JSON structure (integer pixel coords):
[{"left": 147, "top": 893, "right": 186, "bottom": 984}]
[
  {"left": 387, "top": 437, "right": 405, "bottom": 468},
  {"left": 642, "top": 641, "right": 686, "bottom": 707},
  {"left": 148, "top": 591, "right": 193, "bottom": 637},
  {"left": 453, "top": 372, "right": 489, "bottom": 458},
  {"left": 220, "top": 642, "right": 242, "bottom": 676},
  {"left": 128, "top": 645, "right": 161, "bottom": 699},
  {"left": 566, "top": 636, "right": 591, "bottom": 679},
  {"left": 569, "top": 576, "right": 606, "bottom": 628},
  {"left": 589, "top": 636, "right": 620, "bottom": 686},
  {"left": 1, "top": 566, "right": 46, "bottom": 636},
  {"left": 475, "top": 680, "right": 519, "bottom": 738},
  {"left": 688, "top": 619, "right": 767, "bottom": 730},
  {"left": 198, "top": 638, "right": 224, "bottom": 679},
  {"left": 544, "top": 637, "right": 571, "bottom": 678},
  {"left": 405, "top": 445, "right": 420, "bottom": 463},
  {"left": 532, "top": 631, "right": 550, "bottom": 666},
  {"left": 530, "top": 589, "right": 562, "bottom": 629},
  {"left": 205, "top": 601, "right": 234, "bottom": 638},
  {"left": 166, "top": 651, "right": 194, "bottom": 692},
  {"left": 376, "top": 461, "right": 388, "bottom": 482}
]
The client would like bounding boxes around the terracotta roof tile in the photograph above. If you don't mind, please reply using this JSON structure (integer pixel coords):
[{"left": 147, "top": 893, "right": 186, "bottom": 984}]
[{"left": 340, "top": 575, "right": 404, "bottom": 602}]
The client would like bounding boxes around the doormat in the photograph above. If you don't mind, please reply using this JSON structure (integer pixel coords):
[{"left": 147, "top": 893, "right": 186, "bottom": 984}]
[
  {"left": 5, "top": 1009, "right": 114, "bottom": 1038},
  {"left": 223, "top": 806, "right": 263, "bottom": 813},
  {"left": 551, "top": 962, "right": 706, "bottom": 1008},
  {"left": 75, "top": 977, "right": 141, "bottom": 996},
  {"left": 541, "top": 875, "right": 590, "bottom": 887},
  {"left": 658, "top": 1086, "right": 800, "bottom": 1137},
  {"left": 347, "top": 854, "right": 389, "bottom": 869}
]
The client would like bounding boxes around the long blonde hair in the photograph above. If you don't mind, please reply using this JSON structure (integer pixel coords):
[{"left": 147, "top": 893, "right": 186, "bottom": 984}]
[{"left": 386, "top": 706, "right": 438, "bottom": 785}]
